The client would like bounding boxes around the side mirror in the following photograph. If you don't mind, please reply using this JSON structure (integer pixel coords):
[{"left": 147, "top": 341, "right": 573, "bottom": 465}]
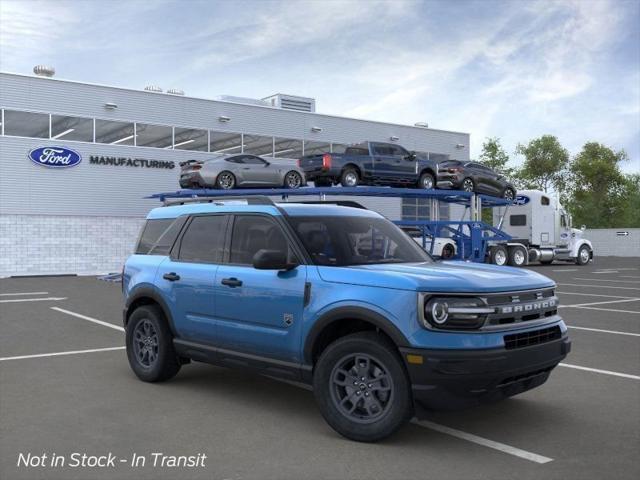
[
  {"left": 252, "top": 249, "right": 297, "bottom": 271},
  {"left": 406, "top": 152, "right": 416, "bottom": 161},
  {"left": 581, "top": 225, "right": 586, "bottom": 231}
]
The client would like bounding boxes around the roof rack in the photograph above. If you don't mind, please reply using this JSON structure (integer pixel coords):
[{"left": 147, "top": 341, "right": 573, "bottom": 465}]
[
  {"left": 160, "top": 194, "right": 275, "bottom": 207},
  {"left": 292, "top": 200, "right": 368, "bottom": 209}
]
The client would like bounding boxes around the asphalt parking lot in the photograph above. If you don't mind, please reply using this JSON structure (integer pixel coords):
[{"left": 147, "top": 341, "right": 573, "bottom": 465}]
[{"left": 1, "top": 257, "right": 639, "bottom": 480}]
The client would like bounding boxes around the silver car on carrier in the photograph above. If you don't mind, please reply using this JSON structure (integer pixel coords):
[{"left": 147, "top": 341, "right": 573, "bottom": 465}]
[{"left": 179, "top": 154, "right": 307, "bottom": 189}]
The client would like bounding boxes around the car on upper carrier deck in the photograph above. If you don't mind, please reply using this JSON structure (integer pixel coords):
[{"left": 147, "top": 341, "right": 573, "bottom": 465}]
[{"left": 437, "top": 160, "right": 516, "bottom": 200}]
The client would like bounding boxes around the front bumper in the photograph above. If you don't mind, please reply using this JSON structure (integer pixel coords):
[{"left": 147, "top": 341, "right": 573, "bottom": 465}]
[{"left": 400, "top": 334, "right": 571, "bottom": 411}]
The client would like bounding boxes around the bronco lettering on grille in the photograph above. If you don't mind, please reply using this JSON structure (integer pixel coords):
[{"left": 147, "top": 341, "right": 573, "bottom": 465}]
[{"left": 499, "top": 298, "right": 556, "bottom": 314}]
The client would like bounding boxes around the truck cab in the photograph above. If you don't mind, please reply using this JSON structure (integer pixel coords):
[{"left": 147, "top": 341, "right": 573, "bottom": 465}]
[{"left": 492, "top": 190, "right": 593, "bottom": 266}]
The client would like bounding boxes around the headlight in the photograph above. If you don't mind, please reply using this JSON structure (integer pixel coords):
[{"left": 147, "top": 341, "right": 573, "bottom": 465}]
[{"left": 423, "top": 296, "right": 494, "bottom": 330}]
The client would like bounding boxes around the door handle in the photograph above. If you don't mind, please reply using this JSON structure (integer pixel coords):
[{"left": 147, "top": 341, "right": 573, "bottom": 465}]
[
  {"left": 221, "top": 277, "right": 243, "bottom": 288},
  {"left": 163, "top": 272, "right": 180, "bottom": 282}
]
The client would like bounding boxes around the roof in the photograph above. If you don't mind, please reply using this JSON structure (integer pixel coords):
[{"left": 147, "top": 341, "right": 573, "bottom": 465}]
[{"left": 146, "top": 201, "right": 381, "bottom": 220}]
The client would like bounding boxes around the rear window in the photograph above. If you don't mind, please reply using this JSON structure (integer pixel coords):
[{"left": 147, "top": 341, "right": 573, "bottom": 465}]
[{"left": 135, "top": 217, "right": 186, "bottom": 255}]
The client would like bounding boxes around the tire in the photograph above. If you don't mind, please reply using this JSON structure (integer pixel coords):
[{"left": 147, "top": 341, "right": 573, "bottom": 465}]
[
  {"left": 490, "top": 245, "right": 508, "bottom": 266},
  {"left": 284, "top": 170, "right": 303, "bottom": 189},
  {"left": 417, "top": 172, "right": 435, "bottom": 190},
  {"left": 441, "top": 243, "right": 455, "bottom": 259},
  {"left": 576, "top": 245, "right": 591, "bottom": 266},
  {"left": 313, "top": 332, "right": 413, "bottom": 442},
  {"left": 507, "top": 246, "right": 527, "bottom": 267},
  {"left": 314, "top": 178, "right": 332, "bottom": 187},
  {"left": 503, "top": 188, "right": 515, "bottom": 201},
  {"left": 340, "top": 168, "right": 360, "bottom": 187},
  {"left": 216, "top": 171, "right": 236, "bottom": 190},
  {"left": 126, "top": 305, "right": 181, "bottom": 383},
  {"left": 461, "top": 177, "right": 475, "bottom": 192}
]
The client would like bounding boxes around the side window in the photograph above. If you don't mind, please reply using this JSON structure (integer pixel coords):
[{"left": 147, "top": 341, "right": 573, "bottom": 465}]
[
  {"left": 148, "top": 216, "right": 187, "bottom": 255},
  {"left": 136, "top": 219, "right": 174, "bottom": 254},
  {"left": 178, "top": 215, "right": 227, "bottom": 263},
  {"left": 561, "top": 215, "right": 567, "bottom": 228},
  {"left": 242, "top": 155, "right": 267, "bottom": 165},
  {"left": 541, "top": 196, "right": 550, "bottom": 206},
  {"left": 372, "top": 144, "right": 390, "bottom": 155},
  {"left": 226, "top": 156, "right": 244, "bottom": 164},
  {"left": 229, "top": 216, "right": 292, "bottom": 265},
  {"left": 510, "top": 215, "right": 527, "bottom": 226},
  {"left": 388, "top": 145, "right": 409, "bottom": 157}
]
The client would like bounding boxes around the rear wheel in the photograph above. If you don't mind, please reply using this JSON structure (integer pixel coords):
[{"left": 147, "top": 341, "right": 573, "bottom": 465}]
[
  {"left": 340, "top": 168, "right": 360, "bottom": 187},
  {"left": 503, "top": 188, "right": 515, "bottom": 201},
  {"left": 462, "top": 177, "right": 475, "bottom": 192},
  {"left": 313, "top": 332, "right": 413, "bottom": 442},
  {"left": 417, "top": 172, "right": 435, "bottom": 190},
  {"left": 508, "top": 246, "right": 527, "bottom": 267},
  {"left": 490, "top": 245, "right": 508, "bottom": 266},
  {"left": 576, "top": 245, "right": 591, "bottom": 265},
  {"left": 216, "top": 171, "right": 236, "bottom": 190},
  {"left": 284, "top": 170, "right": 303, "bottom": 189},
  {"left": 126, "top": 305, "right": 181, "bottom": 382}
]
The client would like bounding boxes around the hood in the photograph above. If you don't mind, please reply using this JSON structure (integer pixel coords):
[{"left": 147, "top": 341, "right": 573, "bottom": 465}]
[{"left": 316, "top": 261, "right": 554, "bottom": 293}]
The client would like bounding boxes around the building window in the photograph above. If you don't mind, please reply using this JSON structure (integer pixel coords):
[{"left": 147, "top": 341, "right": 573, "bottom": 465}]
[
  {"left": 135, "top": 123, "right": 173, "bottom": 149},
  {"left": 3, "top": 110, "right": 49, "bottom": 138},
  {"left": 95, "top": 119, "right": 135, "bottom": 145},
  {"left": 243, "top": 134, "right": 274, "bottom": 156},
  {"left": 210, "top": 131, "right": 243, "bottom": 154},
  {"left": 273, "top": 137, "right": 303, "bottom": 159},
  {"left": 303, "top": 140, "right": 330, "bottom": 156},
  {"left": 51, "top": 114, "right": 93, "bottom": 142},
  {"left": 401, "top": 199, "right": 449, "bottom": 222},
  {"left": 173, "top": 127, "right": 208, "bottom": 151}
]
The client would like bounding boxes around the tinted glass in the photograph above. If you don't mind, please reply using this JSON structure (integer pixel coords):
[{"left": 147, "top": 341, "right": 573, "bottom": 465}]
[
  {"left": 345, "top": 147, "right": 369, "bottom": 156},
  {"left": 148, "top": 216, "right": 187, "bottom": 255},
  {"left": 174, "top": 127, "right": 208, "bottom": 151},
  {"left": 95, "top": 119, "right": 135, "bottom": 145},
  {"left": 242, "top": 155, "right": 267, "bottom": 165},
  {"left": 210, "top": 131, "right": 243, "bottom": 154},
  {"left": 273, "top": 137, "right": 303, "bottom": 158},
  {"left": 510, "top": 215, "right": 527, "bottom": 226},
  {"left": 541, "top": 196, "right": 550, "bottom": 206},
  {"left": 4, "top": 110, "right": 49, "bottom": 138},
  {"left": 136, "top": 123, "right": 173, "bottom": 148},
  {"left": 388, "top": 145, "right": 409, "bottom": 157},
  {"left": 178, "top": 215, "right": 227, "bottom": 263},
  {"left": 226, "top": 156, "right": 245, "bottom": 164},
  {"left": 136, "top": 219, "right": 174, "bottom": 254},
  {"left": 289, "top": 215, "right": 431, "bottom": 266},
  {"left": 51, "top": 115, "right": 93, "bottom": 142},
  {"left": 230, "top": 216, "right": 291, "bottom": 265}
]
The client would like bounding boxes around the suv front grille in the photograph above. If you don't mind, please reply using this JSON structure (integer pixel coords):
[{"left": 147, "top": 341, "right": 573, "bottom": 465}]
[
  {"left": 504, "top": 326, "right": 562, "bottom": 350},
  {"left": 484, "top": 288, "right": 558, "bottom": 328}
]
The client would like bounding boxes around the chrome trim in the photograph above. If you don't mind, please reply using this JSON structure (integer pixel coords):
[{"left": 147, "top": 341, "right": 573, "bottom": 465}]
[{"left": 448, "top": 307, "right": 495, "bottom": 314}]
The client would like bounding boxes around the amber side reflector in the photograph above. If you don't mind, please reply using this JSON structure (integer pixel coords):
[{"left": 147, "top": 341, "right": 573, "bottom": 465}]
[{"left": 406, "top": 354, "right": 423, "bottom": 365}]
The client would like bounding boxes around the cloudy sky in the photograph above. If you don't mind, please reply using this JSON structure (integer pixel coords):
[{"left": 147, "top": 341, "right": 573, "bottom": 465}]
[{"left": 1, "top": 0, "right": 638, "bottom": 172}]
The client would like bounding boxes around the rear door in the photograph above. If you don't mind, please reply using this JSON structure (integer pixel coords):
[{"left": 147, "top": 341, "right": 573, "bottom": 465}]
[
  {"left": 155, "top": 214, "right": 229, "bottom": 344},
  {"left": 214, "top": 214, "right": 307, "bottom": 363}
]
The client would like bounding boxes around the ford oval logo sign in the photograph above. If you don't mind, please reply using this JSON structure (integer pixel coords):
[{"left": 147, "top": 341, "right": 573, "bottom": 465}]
[
  {"left": 28, "top": 146, "right": 82, "bottom": 168},
  {"left": 514, "top": 195, "right": 530, "bottom": 205}
]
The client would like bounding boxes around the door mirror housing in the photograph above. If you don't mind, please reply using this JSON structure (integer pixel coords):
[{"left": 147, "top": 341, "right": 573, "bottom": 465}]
[
  {"left": 405, "top": 151, "right": 416, "bottom": 161},
  {"left": 252, "top": 249, "right": 297, "bottom": 271}
]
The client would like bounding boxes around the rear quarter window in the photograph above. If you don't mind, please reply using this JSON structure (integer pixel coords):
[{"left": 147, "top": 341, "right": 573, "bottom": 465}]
[{"left": 136, "top": 217, "right": 185, "bottom": 255}]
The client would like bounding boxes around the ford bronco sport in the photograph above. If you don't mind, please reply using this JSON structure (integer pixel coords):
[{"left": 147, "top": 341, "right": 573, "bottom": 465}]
[{"left": 123, "top": 197, "right": 570, "bottom": 442}]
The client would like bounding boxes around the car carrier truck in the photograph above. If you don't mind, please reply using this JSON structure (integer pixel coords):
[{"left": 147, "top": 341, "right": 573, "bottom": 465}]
[{"left": 489, "top": 190, "right": 593, "bottom": 267}]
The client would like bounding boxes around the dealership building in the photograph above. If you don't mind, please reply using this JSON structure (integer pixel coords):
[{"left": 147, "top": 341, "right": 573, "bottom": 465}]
[{"left": 0, "top": 69, "right": 470, "bottom": 277}]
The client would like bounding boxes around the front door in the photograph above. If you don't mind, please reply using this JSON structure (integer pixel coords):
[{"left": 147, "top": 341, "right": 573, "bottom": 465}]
[
  {"left": 371, "top": 143, "right": 414, "bottom": 181},
  {"left": 155, "top": 214, "right": 229, "bottom": 344},
  {"left": 214, "top": 214, "right": 307, "bottom": 362}
]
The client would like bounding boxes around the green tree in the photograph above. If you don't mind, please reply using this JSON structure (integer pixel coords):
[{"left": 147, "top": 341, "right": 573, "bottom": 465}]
[
  {"left": 479, "top": 137, "right": 513, "bottom": 175},
  {"left": 565, "top": 142, "right": 631, "bottom": 228},
  {"left": 515, "top": 135, "right": 569, "bottom": 193}
]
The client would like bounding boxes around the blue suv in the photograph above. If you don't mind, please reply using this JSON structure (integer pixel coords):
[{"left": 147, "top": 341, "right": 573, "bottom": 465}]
[{"left": 123, "top": 197, "right": 570, "bottom": 442}]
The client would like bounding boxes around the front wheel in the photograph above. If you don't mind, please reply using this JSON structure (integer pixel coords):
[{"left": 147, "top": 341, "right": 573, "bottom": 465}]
[
  {"left": 417, "top": 172, "right": 435, "bottom": 189},
  {"left": 313, "top": 332, "right": 413, "bottom": 442},
  {"left": 284, "top": 170, "right": 303, "bottom": 189},
  {"left": 576, "top": 245, "right": 591, "bottom": 265},
  {"left": 503, "top": 188, "right": 515, "bottom": 201},
  {"left": 126, "top": 305, "right": 181, "bottom": 382},
  {"left": 461, "top": 177, "right": 475, "bottom": 192}
]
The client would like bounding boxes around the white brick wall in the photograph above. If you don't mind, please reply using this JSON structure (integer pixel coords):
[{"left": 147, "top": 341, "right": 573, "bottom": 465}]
[{"left": 0, "top": 214, "right": 145, "bottom": 277}]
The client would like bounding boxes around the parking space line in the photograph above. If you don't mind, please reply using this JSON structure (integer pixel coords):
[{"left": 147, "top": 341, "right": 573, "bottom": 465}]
[
  {"left": 0, "top": 297, "right": 67, "bottom": 303},
  {"left": 621, "top": 275, "right": 640, "bottom": 279},
  {"left": 593, "top": 270, "right": 619, "bottom": 274},
  {"left": 559, "top": 298, "right": 640, "bottom": 308},
  {"left": 51, "top": 307, "right": 125, "bottom": 332},
  {"left": 0, "top": 346, "right": 125, "bottom": 362},
  {"left": 0, "top": 291, "right": 49, "bottom": 296},
  {"left": 557, "top": 283, "right": 640, "bottom": 291},
  {"left": 567, "top": 325, "right": 640, "bottom": 337},
  {"left": 557, "top": 291, "right": 637, "bottom": 299},
  {"left": 573, "top": 278, "right": 640, "bottom": 284},
  {"left": 412, "top": 420, "right": 553, "bottom": 464},
  {"left": 559, "top": 363, "right": 640, "bottom": 380},
  {"left": 565, "top": 305, "right": 640, "bottom": 314},
  {"left": 267, "top": 377, "right": 553, "bottom": 463},
  {"left": 552, "top": 268, "right": 578, "bottom": 272}
]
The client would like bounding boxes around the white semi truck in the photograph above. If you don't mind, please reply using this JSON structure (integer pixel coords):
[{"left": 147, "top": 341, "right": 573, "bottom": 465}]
[{"left": 489, "top": 190, "right": 593, "bottom": 267}]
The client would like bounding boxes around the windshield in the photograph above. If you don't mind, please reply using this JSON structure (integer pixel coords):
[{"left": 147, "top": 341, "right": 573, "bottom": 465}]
[{"left": 288, "top": 215, "right": 433, "bottom": 266}]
